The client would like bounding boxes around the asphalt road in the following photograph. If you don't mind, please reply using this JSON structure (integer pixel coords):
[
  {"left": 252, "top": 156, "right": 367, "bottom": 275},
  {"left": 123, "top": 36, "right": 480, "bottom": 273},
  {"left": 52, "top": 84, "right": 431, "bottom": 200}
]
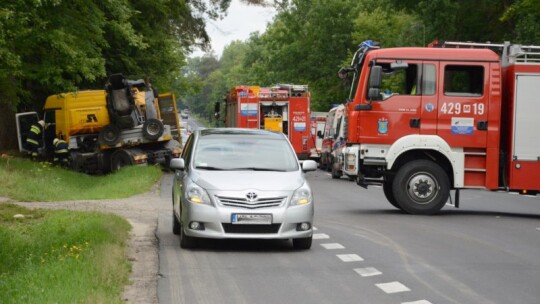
[{"left": 155, "top": 166, "right": 540, "bottom": 304}]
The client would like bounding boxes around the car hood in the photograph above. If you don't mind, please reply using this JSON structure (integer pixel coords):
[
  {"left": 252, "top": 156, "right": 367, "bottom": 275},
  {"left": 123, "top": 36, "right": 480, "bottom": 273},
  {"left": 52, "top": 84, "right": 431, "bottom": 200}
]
[{"left": 191, "top": 170, "right": 305, "bottom": 191}]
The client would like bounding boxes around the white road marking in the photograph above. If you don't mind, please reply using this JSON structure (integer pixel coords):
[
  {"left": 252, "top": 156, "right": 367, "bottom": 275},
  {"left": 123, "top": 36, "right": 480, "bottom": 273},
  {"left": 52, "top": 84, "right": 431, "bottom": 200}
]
[
  {"left": 536, "top": 228, "right": 540, "bottom": 231},
  {"left": 354, "top": 267, "right": 382, "bottom": 277},
  {"left": 337, "top": 254, "right": 364, "bottom": 262},
  {"left": 320, "top": 243, "right": 345, "bottom": 250},
  {"left": 402, "top": 301, "right": 432, "bottom": 304},
  {"left": 313, "top": 233, "right": 330, "bottom": 240},
  {"left": 375, "top": 281, "right": 410, "bottom": 294}
]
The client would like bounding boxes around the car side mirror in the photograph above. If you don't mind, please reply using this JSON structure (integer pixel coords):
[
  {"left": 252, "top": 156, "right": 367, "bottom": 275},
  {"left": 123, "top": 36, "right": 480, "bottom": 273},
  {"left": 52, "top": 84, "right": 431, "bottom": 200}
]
[
  {"left": 301, "top": 160, "right": 318, "bottom": 172},
  {"left": 170, "top": 158, "right": 185, "bottom": 170}
]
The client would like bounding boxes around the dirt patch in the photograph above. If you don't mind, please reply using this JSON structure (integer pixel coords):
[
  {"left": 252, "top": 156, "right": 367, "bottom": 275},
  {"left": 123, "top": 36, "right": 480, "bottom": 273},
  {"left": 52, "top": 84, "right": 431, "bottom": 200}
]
[{"left": 11, "top": 183, "right": 161, "bottom": 304}]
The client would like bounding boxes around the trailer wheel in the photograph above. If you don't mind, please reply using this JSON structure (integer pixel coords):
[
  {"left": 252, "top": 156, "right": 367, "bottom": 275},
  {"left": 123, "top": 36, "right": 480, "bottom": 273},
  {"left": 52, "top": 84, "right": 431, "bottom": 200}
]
[
  {"left": 98, "top": 124, "right": 121, "bottom": 146},
  {"left": 142, "top": 118, "right": 164, "bottom": 140},
  {"left": 111, "top": 150, "right": 133, "bottom": 172},
  {"left": 392, "top": 160, "right": 449, "bottom": 215},
  {"left": 382, "top": 179, "right": 402, "bottom": 210}
]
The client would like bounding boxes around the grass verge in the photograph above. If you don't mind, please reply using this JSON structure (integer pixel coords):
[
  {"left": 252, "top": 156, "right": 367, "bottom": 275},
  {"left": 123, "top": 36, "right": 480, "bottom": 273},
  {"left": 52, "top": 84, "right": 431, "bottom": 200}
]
[
  {"left": 0, "top": 157, "right": 163, "bottom": 201},
  {"left": 0, "top": 204, "right": 131, "bottom": 303}
]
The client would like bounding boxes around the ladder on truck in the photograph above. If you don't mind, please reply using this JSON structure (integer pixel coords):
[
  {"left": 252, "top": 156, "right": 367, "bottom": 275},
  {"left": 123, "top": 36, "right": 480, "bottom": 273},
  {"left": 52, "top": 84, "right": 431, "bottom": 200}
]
[{"left": 429, "top": 40, "right": 540, "bottom": 66}]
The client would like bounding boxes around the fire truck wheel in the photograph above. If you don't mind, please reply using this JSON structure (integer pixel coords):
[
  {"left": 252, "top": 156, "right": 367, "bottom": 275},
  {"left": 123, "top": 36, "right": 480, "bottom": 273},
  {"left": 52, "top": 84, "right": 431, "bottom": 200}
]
[
  {"left": 111, "top": 150, "right": 133, "bottom": 172},
  {"left": 142, "top": 118, "right": 164, "bottom": 141},
  {"left": 98, "top": 124, "right": 121, "bottom": 146},
  {"left": 383, "top": 179, "right": 402, "bottom": 210},
  {"left": 331, "top": 161, "right": 342, "bottom": 179},
  {"left": 392, "top": 160, "right": 450, "bottom": 215}
]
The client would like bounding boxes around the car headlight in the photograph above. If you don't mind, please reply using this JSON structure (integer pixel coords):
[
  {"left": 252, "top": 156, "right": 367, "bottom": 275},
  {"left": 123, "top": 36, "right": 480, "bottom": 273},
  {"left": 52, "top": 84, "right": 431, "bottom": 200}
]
[
  {"left": 185, "top": 181, "right": 212, "bottom": 205},
  {"left": 290, "top": 183, "right": 313, "bottom": 206}
]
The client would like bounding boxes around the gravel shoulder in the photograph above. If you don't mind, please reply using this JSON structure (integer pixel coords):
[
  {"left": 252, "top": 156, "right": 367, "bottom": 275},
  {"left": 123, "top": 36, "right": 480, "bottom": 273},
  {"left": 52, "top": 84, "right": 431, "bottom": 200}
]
[{"left": 2, "top": 181, "right": 161, "bottom": 303}]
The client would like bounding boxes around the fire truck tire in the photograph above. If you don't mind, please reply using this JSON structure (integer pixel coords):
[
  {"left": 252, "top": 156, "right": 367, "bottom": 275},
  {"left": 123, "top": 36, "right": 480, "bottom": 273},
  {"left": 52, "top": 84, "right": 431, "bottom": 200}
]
[
  {"left": 392, "top": 160, "right": 450, "bottom": 215},
  {"left": 331, "top": 160, "right": 342, "bottom": 179},
  {"left": 111, "top": 150, "right": 133, "bottom": 172},
  {"left": 98, "top": 124, "right": 121, "bottom": 146},
  {"left": 142, "top": 118, "right": 164, "bottom": 141},
  {"left": 383, "top": 179, "right": 402, "bottom": 210}
]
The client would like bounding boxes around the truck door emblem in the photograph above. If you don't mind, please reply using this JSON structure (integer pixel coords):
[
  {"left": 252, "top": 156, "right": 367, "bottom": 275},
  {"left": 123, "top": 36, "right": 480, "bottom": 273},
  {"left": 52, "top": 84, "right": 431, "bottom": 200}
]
[
  {"left": 425, "top": 103, "right": 435, "bottom": 113},
  {"left": 86, "top": 114, "right": 98, "bottom": 123},
  {"left": 378, "top": 118, "right": 388, "bottom": 134}
]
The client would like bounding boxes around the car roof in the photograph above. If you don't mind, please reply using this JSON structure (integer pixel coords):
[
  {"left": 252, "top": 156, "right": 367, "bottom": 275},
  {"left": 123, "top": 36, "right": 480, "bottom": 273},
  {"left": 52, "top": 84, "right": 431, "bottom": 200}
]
[{"left": 198, "top": 128, "right": 285, "bottom": 139}]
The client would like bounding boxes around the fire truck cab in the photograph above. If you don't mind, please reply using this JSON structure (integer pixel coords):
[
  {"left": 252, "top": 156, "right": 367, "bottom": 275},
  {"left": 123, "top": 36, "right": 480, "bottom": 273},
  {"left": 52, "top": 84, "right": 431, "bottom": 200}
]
[{"left": 340, "top": 40, "right": 540, "bottom": 214}]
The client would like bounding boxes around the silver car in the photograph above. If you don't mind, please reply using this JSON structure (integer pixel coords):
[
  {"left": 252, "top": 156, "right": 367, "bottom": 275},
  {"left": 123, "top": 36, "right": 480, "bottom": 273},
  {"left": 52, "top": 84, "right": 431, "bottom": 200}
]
[{"left": 170, "top": 128, "right": 317, "bottom": 249}]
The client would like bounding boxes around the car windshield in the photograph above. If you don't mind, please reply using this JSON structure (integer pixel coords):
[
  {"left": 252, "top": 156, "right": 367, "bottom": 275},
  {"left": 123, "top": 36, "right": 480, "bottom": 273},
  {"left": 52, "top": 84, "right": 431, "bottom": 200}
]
[{"left": 193, "top": 133, "right": 299, "bottom": 171}]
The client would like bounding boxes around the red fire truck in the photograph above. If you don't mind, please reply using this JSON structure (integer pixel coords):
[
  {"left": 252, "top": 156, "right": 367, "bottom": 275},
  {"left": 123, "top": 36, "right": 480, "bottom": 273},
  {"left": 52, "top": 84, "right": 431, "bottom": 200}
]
[
  {"left": 224, "top": 84, "right": 311, "bottom": 159},
  {"left": 339, "top": 40, "right": 540, "bottom": 214}
]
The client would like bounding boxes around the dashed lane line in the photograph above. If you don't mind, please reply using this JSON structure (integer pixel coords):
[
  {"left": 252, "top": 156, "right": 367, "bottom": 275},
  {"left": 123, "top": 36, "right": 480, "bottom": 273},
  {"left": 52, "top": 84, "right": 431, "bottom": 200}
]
[
  {"left": 336, "top": 254, "right": 364, "bottom": 262},
  {"left": 354, "top": 267, "right": 382, "bottom": 277},
  {"left": 375, "top": 281, "right": 411, "bottom": 294},
  {"left": 402, "top": 300, "right": 432, "bottom": 304},
  {"left": 320, "top": 243, "right": 345, "bottom": 250},
  {"left": 313, "top": 233, "right": 330, "bottom": 240}
]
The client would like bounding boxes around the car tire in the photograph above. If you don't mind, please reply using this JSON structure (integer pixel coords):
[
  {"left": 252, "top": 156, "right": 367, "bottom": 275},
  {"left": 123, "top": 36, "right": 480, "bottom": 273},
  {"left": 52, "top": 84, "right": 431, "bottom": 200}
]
[
  {"left": 293, "top": 236, "right": 312, "bottom": 250},
  {"left": 180, "top": 228, "right": 196, "bottom": 249},
  {"left": 172, "top": 212, "right": 180, "bottom": 235},
  {"left": 392, "top": 160, "right": 450, "bottom": 215}
]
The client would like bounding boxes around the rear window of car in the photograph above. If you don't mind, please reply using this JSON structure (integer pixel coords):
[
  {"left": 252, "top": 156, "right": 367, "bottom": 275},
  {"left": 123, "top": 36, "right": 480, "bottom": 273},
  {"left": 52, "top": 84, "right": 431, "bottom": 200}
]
[{"left": 193, "top": 134, "right": 299, "bottom": 171}]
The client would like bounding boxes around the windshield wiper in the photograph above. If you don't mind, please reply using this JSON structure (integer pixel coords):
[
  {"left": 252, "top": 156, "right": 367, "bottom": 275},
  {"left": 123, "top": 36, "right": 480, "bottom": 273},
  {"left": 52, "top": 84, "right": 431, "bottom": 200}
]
[
  {"left": 228, "top": 167, "right": 287, "bottom": 172},
  {"left": 195, "top": 165, "right": 225, "bottom": 170}
]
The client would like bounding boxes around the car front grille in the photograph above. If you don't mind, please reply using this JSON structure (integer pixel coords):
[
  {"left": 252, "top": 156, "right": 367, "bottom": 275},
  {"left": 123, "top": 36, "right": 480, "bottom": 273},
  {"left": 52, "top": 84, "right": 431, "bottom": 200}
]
[
  {"left": 222, "top": 224, "right": 281, "bottom": 234},
  {"left": 216, "top": 195, "right": 286, "bottom": 209}
]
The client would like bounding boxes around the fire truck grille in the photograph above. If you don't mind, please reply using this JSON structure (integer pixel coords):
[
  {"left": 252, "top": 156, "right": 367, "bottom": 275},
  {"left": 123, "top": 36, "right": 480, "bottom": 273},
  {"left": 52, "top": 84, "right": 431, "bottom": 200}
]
[{"left": 216, "top": 196, "right": 286, "bottom": 209}]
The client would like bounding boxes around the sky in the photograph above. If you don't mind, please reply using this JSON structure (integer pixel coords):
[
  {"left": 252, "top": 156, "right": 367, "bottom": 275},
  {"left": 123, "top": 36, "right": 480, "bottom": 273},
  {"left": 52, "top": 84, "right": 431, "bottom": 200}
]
[{"left": 191, "top": 0, "right": 276, "bottom": 58}]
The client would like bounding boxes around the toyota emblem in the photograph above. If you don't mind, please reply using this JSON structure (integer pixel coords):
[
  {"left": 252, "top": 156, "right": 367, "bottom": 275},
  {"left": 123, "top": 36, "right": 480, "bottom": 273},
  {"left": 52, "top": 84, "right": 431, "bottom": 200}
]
[{"left": 246, "top": 192, "right": 258, "bottom": 202}]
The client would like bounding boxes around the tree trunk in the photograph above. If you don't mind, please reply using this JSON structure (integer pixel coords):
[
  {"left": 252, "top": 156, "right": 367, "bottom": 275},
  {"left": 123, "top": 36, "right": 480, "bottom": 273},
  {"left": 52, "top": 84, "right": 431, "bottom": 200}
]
[{"left": 0, "top": 101, "right": 18, "bottom": 152}]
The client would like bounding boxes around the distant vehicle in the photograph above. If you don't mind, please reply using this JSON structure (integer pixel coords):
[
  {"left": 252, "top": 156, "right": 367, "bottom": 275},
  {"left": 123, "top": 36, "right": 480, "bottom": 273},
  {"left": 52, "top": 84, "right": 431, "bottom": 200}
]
[
  {"left": 170, "top": 128, "right": 317, "bottom": 249},
  {"left": 222, "top": 84, "right": 311, "bottom": 159},
  {"left": 320, "top": 104, "right": 349, "bottom": 180},
  {"left": 308, "top": 112, "right": 327, "bottom": 162},
  {"left": 180, "top": 109, "right": 190, "bottom": 119}
]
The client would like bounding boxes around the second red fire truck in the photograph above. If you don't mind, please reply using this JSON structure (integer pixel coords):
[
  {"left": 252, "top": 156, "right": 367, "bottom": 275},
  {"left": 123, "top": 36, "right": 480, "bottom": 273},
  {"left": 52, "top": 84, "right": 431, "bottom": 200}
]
[
  {"left": 223, "top": 84, "right": 312, "bottom": 159},
  {"left": 339, "top": 40, "right": 540, "bottom": 214}
]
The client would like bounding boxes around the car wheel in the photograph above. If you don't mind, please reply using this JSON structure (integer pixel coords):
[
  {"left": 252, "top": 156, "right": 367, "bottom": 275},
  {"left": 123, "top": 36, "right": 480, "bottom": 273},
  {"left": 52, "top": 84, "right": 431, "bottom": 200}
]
[
  {"left": 382, "top": 179, "right": 402, "bottom": 210},
  {"left": 293, "top": 236, "right": 312, "bottom": 250},
  {"left": 180, "top": 228, "right": 196, "bottom": 249},
  {"left": 392, "top": 160, "right": 450, "bottom": 215},
  {"left": 172, "top": 212, "right": 181, "bottom": 235}
]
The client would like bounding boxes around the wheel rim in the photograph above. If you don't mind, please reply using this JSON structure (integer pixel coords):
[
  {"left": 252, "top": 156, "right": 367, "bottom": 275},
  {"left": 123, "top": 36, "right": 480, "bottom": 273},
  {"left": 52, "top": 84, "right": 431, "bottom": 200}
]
[
  {"left": 147, "top": 122, "right": 160, "bottom": 136},
  {"left": 406, "top": 172, "right": 439, "bottom": 205}
]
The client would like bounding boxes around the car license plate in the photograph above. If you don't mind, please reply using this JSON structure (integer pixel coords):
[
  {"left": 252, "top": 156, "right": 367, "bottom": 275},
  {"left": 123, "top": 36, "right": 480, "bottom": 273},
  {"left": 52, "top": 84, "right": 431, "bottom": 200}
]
[{"left": 231, "top": 214, "right": 272, "bottom": 225}]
